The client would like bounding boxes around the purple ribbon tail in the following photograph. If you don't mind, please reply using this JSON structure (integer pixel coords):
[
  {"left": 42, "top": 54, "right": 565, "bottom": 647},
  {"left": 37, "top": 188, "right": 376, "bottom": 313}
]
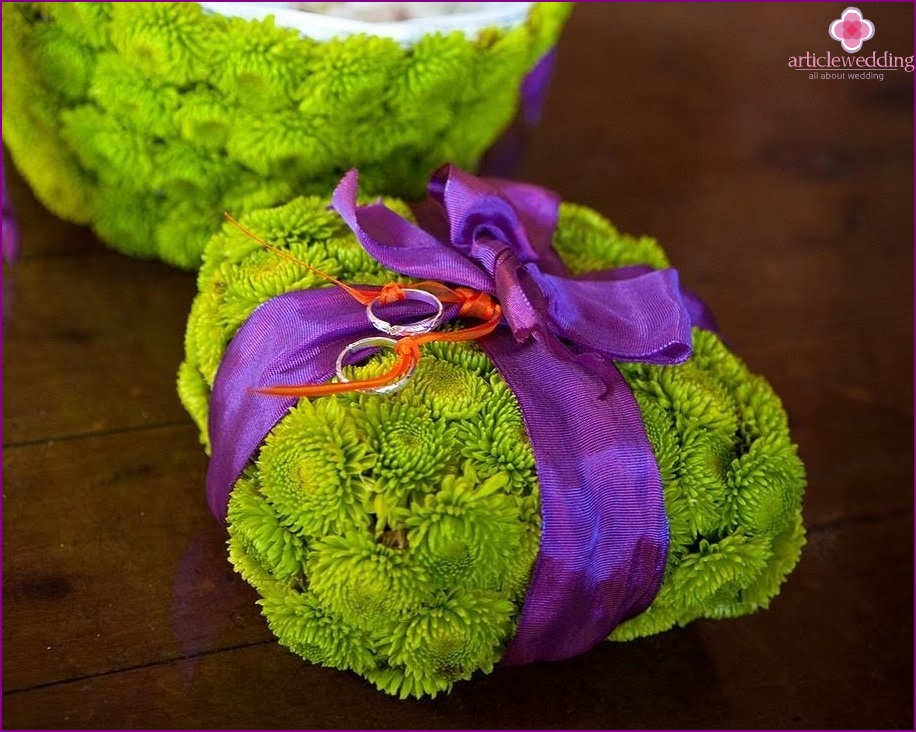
[
  {"left": 578, "top": 264, "right": 719, "bottom": 337},
  {"left": 682, "top": 288, "right": 719, "bottom": 333},
  {"left": 2, "top": 158, "right": 21, "bottom": 263},
  {"left": 484, "top": 330, "right": 668, "bottom": 665}
]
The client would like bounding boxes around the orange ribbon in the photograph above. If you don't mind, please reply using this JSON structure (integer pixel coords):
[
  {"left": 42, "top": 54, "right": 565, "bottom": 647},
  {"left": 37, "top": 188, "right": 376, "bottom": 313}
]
[{"left": 224, "top": 213, "right": 502, "bottom": 398}]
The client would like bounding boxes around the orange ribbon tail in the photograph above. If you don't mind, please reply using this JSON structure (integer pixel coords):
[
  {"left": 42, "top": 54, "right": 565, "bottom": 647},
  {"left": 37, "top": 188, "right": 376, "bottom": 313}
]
[{"left": 254, "top": 340, "right": 422, "bottom": 398}]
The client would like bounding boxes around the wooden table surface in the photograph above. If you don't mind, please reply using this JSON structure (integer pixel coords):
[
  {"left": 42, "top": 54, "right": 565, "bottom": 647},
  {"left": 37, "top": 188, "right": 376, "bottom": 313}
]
[{"left": 3, "top": 4, "right": 913, "bottom": 730}]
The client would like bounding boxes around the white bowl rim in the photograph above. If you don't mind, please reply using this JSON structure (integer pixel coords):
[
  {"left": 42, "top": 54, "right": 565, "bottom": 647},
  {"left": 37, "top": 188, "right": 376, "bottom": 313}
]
[{"left": 198, "top": 2, "right": 535, "bottom": 44}]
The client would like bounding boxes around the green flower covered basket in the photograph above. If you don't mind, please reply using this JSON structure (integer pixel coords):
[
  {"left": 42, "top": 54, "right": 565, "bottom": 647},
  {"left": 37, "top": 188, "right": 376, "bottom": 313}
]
[
  {"left": 178, "top": 166, "right": 807, "bottom": 699},
  {"left": 1, "top": 2, "right": 570, "bottom": 268}
]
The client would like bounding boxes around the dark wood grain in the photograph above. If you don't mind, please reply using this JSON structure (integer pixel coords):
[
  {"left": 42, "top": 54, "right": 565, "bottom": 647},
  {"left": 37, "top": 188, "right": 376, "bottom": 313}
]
[
  {"left": 2, "top": 426, "right": 269, "bottom": 692},
  {"left": 3, "top": 518, "right": 910, "bottom": 730},
  {"left": 3, "top": 4, "right": 913, "bottom": 730},
  {"left": 2, "top": 252, "right": 196, "bottom": 445}
]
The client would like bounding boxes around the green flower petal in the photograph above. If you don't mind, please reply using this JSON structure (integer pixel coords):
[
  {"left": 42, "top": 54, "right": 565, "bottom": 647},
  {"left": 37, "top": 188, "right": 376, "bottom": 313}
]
[
  {"left": 307, "top": 532, "right": 429, "bottom": 630},
  {"left": 89, "top": 52, "right": 179, "bottom": 138},
  {"left": 358, "top": 398, "right": 456, "bottom": 505},
  {"left": 671, "top": 533, "right": 774, "bottom": 616},
  {"left": 33, "top": 2, "right": 111, "bottom": 49},
  {"left": 108, "top": 2, "right": 210, "bottom": 86},
  {"left": 404, "top": 472, "right": 525, "bottom": 590},
  {"left": 227, "top": 469, "right": 309, "bottom": 588},
  {"left": 261, "top": 590, "right": 378, "bottom": 675},
  {"left": 258, "top": 399, "right": 374, "bottom": 539},
  {"left": 176, "top": 361, "right": 210, "bottom": 447},
  {"left": 375, "top": 588, "right": 515, "bottom": 695},
  {"left": 208, "top": 15, "right": 313, "bottom": 110},
  {"left": 409, "top": 359, "right": 489, "bottom": 421},
  {"left": 728, "top": 432, "right": 806, "bottom": 535},
  {"left": 31, "top": 22, "right": 94, "bottom": 100},
  {"left": 457, "top": 377, "right": 536, "bottom": 491}
]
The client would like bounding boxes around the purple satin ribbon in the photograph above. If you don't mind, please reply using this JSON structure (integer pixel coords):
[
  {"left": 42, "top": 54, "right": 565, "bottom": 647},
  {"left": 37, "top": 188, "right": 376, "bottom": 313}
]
[
  {"left": 2, "top": 157, "right": 21, "bottom": 263},
  {"left": 207, "top": 165, "right": 713, "bottom": 665},
  {"left": 520, "top": 47, "right": 557, "bottom": 127},
  {"left": 480, "top": 47, "right": 557, "bottom": 179}
]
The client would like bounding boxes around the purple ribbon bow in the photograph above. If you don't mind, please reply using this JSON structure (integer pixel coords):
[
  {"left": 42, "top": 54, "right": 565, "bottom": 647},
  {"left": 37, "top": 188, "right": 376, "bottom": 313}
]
[
  {"left": 207, "top": 164, "right": 714, "bottom": 666},
  {"left": 333, "top": 166, "right": 698, "bottom": 390}
]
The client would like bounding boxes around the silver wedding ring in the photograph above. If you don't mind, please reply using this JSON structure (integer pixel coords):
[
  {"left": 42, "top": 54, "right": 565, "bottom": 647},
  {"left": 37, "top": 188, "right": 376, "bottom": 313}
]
[
  {"left": 335, "top": 336, "right": 415, "bottom": 395},
  {"left": 366, "top": 288, "right": 444, "bottom": 336}
]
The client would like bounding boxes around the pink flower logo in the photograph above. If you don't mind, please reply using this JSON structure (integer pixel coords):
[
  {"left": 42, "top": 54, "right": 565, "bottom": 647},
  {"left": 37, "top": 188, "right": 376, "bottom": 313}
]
[{"left": 829, "top": 7, "right": 875, "bottom": 53}]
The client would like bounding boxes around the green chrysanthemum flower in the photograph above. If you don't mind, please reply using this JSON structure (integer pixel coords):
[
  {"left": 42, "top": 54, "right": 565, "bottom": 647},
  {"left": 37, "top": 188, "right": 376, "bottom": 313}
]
[
  {"left": 260, "top": 590, "right": 379, "bottom": 675},
  {"left": 178, "top": 196, "right": 805, "bottom": 697},
  {"left": 176, "top": 361, "right": 211, "bottom": 447},
  {"left": 31, "top": 23, "right": 95, "bottom": 101},
  {"left": 553, "top": 202, "right": 670, "bottom": 274},
  {"left": 504, "top": 493, "right": 543, "bottom": 598},
  {"left": 638, "top": 400, "right": 680, "bottom": 486},
  {"left": 457, "top": 377, "right": 537, "bottom": 491},
  {"left": 674, "top": 430, "right": 734, "bottom": 537},
  {"left": 216, "top": 245, "right": 329, "bottom": 329},
  {"left": 735, "top": 375, "right": 793, "bottom": 445},
  {"left": 0, "top": 113, "right": 95, "bottom": 224},
  {"left": 173, "top": 88, "right": 234, "bottom": 149},
  {"left": 60, "top": 105, "right": 156, "bottom": 185},
  {"left": 358, "top": 398, "right": 456, "bottom": 506},
  {"left": 409, "top": 359, "right": 489, "bottom": 421},
  {"left": 226, "top": 469, "right": 309, "bottom": 592},
  {"left": 89, "top": 52, "right": 179, "bottom": 138},
  {"left": 155, "top": 199, "right": 227, "bottom": 270},
  {"left": 257, "top": 399, "right": 375, "bottom": 539},
  {"left": 738, "top": 513, "right": 806, "bottom": 611},
  {"left": 207, "top": 16, "right": 312, "bottom": 110},
  {"left": 108, "top": 2, "right": 211, "bottom": 86},
  {"left": 372, "top": 588, "right": 515, "bottom": 698},
  {"left": 226, "top": 107, "right": 339, "bottom": 180},
  {"left": 403, "top": 471, "right": 525, "bottom": 591},
  {"left": 91, "top": 185, "right": 160, "bottom": 259},
  {"left": 2, "top": 1, "right": 572, "bottom": 267},
  {"left": 151, "top": 142, "right": 235, "bottom": 203},
  {"left": 34, "top": 2, "right": 112, "bottom": 49},
  {"left": 727, "top": 432, "right": 806, "bottom": 535},
  {"left": 671, "top": 533, "right": 774, "bottom": 617},
  {"left": 390, "top": 32, "right": 475, "bottom": 110},
  {"left": 183, "top": 283, "right": 228, "bottom": 398},
  {"left": 219, "top": 174, "right": 296, "bottom": 220},
  {"left": 298, "top": 35, "right": 403, "bottom": 111},
  {"left": 422, "top": 338, "right": 496, "bottom": 376},
  {"left": 307, "top": 532, "right": 429, "bottom": 631}
]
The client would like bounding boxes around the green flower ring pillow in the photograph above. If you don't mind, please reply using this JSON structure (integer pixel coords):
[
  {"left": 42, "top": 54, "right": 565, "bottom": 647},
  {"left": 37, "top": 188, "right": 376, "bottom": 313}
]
[
  {"left": 1, "top": 2, "right": 570, "bottom": 268},
  {"left": 178, "top": 165, "right": 806, "bottom": 699}
]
